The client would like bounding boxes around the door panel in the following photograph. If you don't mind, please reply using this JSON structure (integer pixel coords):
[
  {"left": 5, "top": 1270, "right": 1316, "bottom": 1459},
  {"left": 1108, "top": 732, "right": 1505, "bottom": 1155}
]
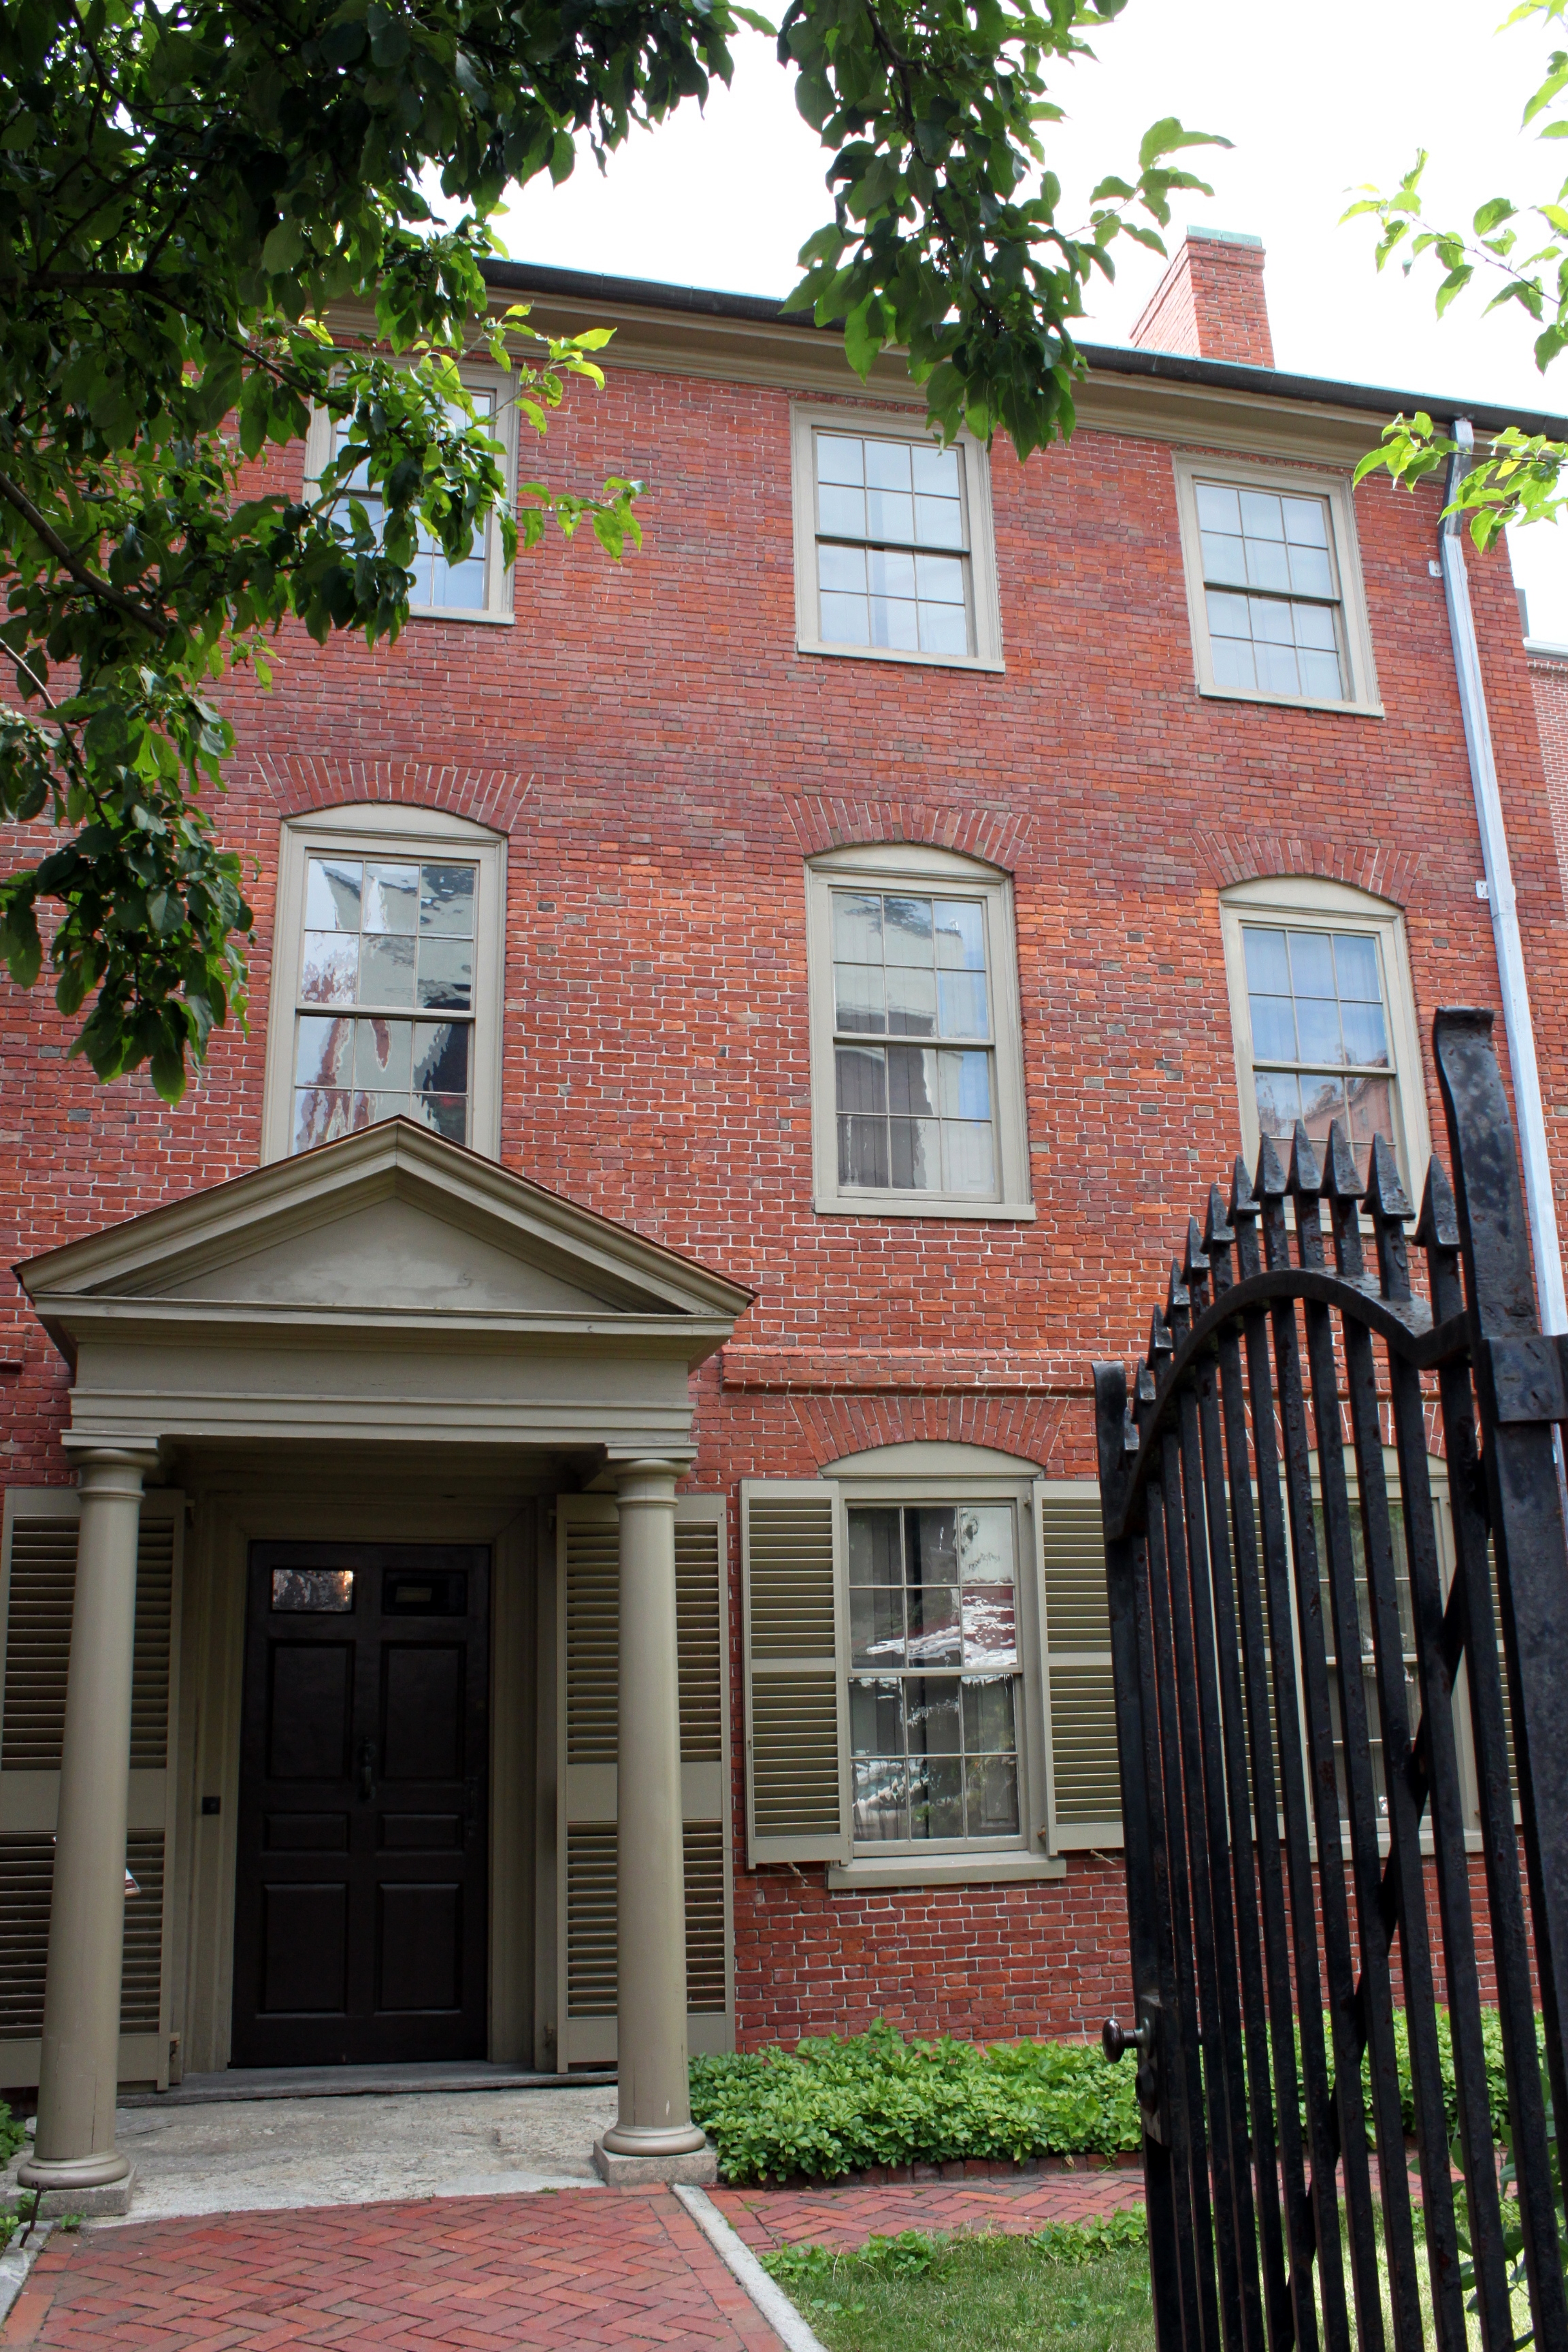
[{"left": 232, "top": 1541, "right": 489, "bottom": 2067}]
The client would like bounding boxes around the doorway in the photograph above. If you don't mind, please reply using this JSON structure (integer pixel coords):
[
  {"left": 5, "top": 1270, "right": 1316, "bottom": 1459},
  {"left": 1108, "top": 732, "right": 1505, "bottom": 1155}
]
[{"left": 231, "top": 1541, "right": 491, "bottom": 2067}]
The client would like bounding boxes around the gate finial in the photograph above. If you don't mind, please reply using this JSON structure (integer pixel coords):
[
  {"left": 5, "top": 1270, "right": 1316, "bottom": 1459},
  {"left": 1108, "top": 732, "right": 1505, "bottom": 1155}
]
[
  {"left": 1254, "top": 1132, "right": 1290, "bottom": 1271},
  {"left": 1414, "top": 1152, "right": 1460, "bottom": 1254},
  {"left": 1367, "top": 1133, "right": 1413, "bottom": 1303},
  {"left": 1229, "top": 1157, "right": 1261, "bottom": 1279},
  {"left": 1288, "top": 1122, "right": 1326, "bottom": 1269},
  {"left": 1166, "top": 1260, "right": 1191, "bottom": 1343},
  {"left": 1183, "top": 1217, "right": 1211, "bottom": 1310},
  {"left": 1203, "top": 1186, "right": 1235, "bottom": 1294},
  {"left": 1323, "top": 1119, "right": 1365, "bottom": 1277}
]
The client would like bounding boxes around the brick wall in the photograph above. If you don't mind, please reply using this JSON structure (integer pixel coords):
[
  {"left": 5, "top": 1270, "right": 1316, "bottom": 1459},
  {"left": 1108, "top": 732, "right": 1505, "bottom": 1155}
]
[
  {"left": 3, "top": 329, "right": 1563, "bottom": 2048},
  {"left": 1529, "top": 647, "right": 1568, "bottom": 918},
  {"left": 1130, "top": 228, "right": 1275, "bottom": 368}
]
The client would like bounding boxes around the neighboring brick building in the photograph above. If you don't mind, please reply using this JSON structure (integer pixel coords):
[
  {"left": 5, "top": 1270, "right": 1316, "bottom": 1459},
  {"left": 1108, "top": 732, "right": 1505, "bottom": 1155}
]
[{"left": 3, "top": 230, "right": 1567, "bottom": 2189}]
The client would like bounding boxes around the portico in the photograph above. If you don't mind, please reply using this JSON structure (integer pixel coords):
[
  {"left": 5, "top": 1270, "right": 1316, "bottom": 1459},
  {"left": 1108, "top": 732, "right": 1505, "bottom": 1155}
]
[{"left": 7, "top": 1120, "right": 750, "bottom": 2204}]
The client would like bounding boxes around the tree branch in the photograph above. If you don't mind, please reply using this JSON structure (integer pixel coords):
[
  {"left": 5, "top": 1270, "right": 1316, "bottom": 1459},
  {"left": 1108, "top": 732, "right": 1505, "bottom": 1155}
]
[{"left": 0, "top": 470, "right": 169, "bottom": 642}]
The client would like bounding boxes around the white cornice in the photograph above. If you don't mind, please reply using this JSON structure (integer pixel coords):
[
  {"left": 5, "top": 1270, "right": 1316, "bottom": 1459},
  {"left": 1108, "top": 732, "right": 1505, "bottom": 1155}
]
[{"left": 321, "top": 291, "right": 1403, "bottom": 467}]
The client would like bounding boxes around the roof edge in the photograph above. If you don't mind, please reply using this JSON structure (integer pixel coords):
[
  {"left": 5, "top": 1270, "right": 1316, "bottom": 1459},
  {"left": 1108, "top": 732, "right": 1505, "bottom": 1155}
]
[{"left": 485, "top": 258, "right": 1568, "bottom": 440}]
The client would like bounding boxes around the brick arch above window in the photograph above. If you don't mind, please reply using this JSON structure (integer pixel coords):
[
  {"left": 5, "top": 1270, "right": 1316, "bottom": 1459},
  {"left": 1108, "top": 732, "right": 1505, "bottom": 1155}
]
[
  {"left": 249, "top": 754, "right": 533, "bottom": 837},
  {"left": 781, "top": 791, "right": 1030, "bottom": 873},
  {"left": 787, "top": 1393, "right": 1075, "bottom": 1473},
  {"left": 1192, "top": 825, "right": 1424, "bottom": 906}
]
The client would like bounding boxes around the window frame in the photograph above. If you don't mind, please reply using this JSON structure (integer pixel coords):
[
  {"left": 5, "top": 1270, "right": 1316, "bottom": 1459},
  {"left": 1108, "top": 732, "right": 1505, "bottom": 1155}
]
[
  {"left": 804, "top": 843, "right": 1034, "bottom": 1222},
  {"left": 1218, "top": 876, "right": 1430, "bottom": 1192},
  {"left": 1172, "top": 452, "right": 1382, "bottom": 717},
  {"left": 261, "top": 804, "right": 507, "bottom": 1166},
  {"left": 302, "top": 363, "right": 521, "bottom": 627},
  {"left": 789, "top": 404, "right": 1004, "bottom": 674},
  {"left": 823, "top": 1452, "right": 1059, "bottom": 1891}
]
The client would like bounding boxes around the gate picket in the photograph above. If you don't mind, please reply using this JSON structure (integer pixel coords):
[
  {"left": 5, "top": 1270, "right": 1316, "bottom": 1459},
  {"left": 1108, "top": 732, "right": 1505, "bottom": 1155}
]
[{"left": 1095, "top": 1007, "right": 1568, "bottom": 2352}]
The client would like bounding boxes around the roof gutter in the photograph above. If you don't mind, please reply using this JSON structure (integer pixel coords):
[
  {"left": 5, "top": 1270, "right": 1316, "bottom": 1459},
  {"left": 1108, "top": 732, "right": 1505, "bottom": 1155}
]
[{"left": 1441, "top": 418, "right": 1566, "bottom": 1334}]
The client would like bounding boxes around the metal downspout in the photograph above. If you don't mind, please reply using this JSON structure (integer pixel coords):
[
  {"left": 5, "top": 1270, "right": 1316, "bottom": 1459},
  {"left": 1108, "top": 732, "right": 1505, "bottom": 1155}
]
[{"left": 1440, "top": 419, "right": 1567, "bottom": 1335}]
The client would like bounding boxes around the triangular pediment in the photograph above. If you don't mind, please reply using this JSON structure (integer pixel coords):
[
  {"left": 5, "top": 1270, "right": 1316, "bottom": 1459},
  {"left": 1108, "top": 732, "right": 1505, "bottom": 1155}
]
[{"left": 17, "top": 1119, "right": 752, "bottom": 1326}]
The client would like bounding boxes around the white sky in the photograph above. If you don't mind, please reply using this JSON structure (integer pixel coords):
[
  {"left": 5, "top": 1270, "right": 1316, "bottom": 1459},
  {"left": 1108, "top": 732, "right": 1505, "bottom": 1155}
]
[{"left": 501, "top": 0, "right": 1568, "bottom": 638}]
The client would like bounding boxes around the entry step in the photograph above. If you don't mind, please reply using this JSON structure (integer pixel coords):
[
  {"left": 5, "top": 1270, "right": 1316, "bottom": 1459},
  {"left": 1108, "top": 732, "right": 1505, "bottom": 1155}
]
[{"left": 120, "top": 2061, "right": 615, "bottom": 2108}]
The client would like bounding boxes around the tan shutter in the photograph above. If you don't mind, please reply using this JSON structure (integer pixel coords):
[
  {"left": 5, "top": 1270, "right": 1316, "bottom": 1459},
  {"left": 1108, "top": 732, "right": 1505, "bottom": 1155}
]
[
  {"left": 555, "top": 1492, "right": 733, "bottom": 2065},
  {"left": 0, "top": 1486, "right": 183, "bottom": 2089},
  {"left": 1035, "top": 1480, "right": 1122, "bottom": 1850},
  {"left": 741, "top": 1480, "right": 848, "bottom": 1865}
]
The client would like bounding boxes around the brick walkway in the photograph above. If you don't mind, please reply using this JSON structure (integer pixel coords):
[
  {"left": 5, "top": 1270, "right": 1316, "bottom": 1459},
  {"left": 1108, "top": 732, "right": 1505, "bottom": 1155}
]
[
  {"left": 0, "top": 2190, "right": 787, "bottom": 2350},
  {"left": 711, "top": 2163, "right": 1145, "bottom": 2254},
  {"left": 0, "top": 2169, "right": 1150, "bottom": 2347}
]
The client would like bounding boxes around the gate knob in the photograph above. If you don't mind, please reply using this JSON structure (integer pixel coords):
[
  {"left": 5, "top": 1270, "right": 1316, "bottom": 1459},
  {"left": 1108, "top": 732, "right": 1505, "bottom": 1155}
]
[{"left": 1102, "top": 2016, "right": 1151, "bottom": 2064}]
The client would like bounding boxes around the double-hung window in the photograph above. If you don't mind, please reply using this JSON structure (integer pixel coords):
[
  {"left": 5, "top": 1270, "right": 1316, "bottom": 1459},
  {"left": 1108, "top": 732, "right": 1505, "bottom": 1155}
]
[
  {"left": 1172, "top": 454, "right": 1380, "bottom": 714},
  {"left": 1218, "top": 877, "right": 1428, "bottom": 1188},
  {"left": 304, "top": 370, "right": 517, "bottom": 623},
  {"left": 806, "top": 846, "right": 1033, "bottom": 1220},
  {"left": 847, "top": 1502, "right": 1022, "bottom": 1846},
  {"left": 261, "top": 806, "right": 506, "bottom": 1164},
  {"left": 790, "top": 407, "right": 1003, "bottom": 672},
  {"left": 291, "top": 853, "right": 476, "bottom": 1151}
]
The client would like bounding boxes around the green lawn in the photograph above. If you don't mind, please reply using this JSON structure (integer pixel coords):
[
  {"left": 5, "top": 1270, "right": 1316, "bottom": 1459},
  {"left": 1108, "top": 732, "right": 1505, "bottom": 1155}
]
[{"left": 762, "top": 2219, "right": 1156, "bottom": 2352}]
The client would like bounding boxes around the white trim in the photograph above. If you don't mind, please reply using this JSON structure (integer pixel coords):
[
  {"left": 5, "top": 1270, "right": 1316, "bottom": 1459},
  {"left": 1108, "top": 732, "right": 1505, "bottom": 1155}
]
[
  {"left": 260, "top": 802, "right": 507, "bottom": 1166},
  {"left": 1171, "top": 451, "right": 1382, "bottom": 717},
  {"left": 301, "top": 361, "right": 521, "bottom": 625},
  {"left": 789, "top": 404, "right": 1004, "bottom": 672},
  {"left": 804, "top": 843, "right": 1034, "bottom": 1222},
  {"left": 1217, "top": 875, "right": 1431, "bottom": 1191}
]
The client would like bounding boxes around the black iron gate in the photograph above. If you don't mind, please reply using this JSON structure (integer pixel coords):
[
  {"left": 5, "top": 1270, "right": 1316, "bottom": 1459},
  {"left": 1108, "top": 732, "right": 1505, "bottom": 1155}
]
[{"left": 1094, "top": 1008, "right": 1568, "bottom": 2352}]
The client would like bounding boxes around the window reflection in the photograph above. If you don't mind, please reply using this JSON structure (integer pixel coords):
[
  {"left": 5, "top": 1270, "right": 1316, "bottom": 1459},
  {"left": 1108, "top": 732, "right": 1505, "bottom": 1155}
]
[{"left": 847, "top": 1503, "right": 1021, "bottom": 1846}]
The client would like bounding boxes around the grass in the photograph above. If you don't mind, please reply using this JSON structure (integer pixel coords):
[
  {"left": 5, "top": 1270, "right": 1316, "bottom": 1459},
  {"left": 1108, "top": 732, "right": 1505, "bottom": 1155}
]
[{"left": 761, "top": 2217, "right": 1155, "bottom": 2352}]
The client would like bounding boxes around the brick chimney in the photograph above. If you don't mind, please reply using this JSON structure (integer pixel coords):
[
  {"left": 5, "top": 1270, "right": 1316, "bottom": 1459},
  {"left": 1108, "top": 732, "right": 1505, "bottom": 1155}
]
[{"left": 1128, "top": 227, "right": 1274, "bottom": 369}]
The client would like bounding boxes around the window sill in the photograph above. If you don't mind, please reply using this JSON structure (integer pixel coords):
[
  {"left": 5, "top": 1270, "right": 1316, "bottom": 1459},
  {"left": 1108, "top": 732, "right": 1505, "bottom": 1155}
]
[
  {"left": 828, "top": 1852, "right": 1067, "bottom": 1891},
  {"left": 1196, "top": 679, "right": 1383, "bottom": 719},
  {"left": 797, "top": 636, "right": 1006, "bottom": 676},
  {"left": 407, "top": 606, "right": 516, "bottom": 627},
  {"left": 814, "top": 1194, "right": 1036, "bottom": 1223}
]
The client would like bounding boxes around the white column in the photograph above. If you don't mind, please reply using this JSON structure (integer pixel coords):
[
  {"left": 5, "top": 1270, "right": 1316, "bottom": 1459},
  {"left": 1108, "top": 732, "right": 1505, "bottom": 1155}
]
[
  {"left": 596, "top": 1459, "right": 708, "bottom": 2168},
  {"left": 20, "top": 1448, "right": 155, "bottom": 2195}
]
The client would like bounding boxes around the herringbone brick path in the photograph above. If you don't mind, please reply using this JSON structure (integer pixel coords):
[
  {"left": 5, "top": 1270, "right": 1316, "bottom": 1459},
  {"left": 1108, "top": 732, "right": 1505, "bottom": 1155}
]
[
  {"left": 710, "top": 2165, "right": 1145, "bottom": 2253},
  {"left": 0, "top": 2189, "right": 787, "bottom": 2349}
]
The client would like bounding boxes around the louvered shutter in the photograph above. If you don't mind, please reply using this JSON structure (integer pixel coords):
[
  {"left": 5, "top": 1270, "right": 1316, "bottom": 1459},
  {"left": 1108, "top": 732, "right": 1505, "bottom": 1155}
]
[
  {"left": 555, "top": 1494, "right": 732, "bottom": 2065},
  {"left": 0, "top": 1486, "right": 183, "bottom": 2090},
  {"left": 741, "top": 1481, "right": 848, "bottom": 1865},
  {"left": 1035, "top": 1480, "right": 1122, "bottom": 1851}
]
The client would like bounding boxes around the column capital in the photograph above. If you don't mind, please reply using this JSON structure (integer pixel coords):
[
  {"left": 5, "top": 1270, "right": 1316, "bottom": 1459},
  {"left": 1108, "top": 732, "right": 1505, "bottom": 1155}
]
[
  {"left": 67, "top": 1444, "right": 160, "bottom": 1500},
  {"left": 612, "top": 1458, "right": 685, "bottom": 1506}
]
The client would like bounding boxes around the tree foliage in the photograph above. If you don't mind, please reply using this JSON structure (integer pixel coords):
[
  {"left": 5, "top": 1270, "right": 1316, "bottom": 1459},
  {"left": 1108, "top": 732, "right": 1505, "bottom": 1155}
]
[
  {"left": 1346, "top": 0, "right": 1568, "bottom": 549},
  {"left": 1, "top": 0, "right": 1218, "bottom": 1096}
]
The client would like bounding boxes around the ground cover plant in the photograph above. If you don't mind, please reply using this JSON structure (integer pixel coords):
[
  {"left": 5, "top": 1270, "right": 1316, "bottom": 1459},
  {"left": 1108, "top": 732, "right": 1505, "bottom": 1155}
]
[
  {"left": 691, "top": 2013, "right": 1539, "bottom": 2187},
  {"left": 760, "top": 2217, "right": 1154, "bottom": 2352},
  {"left": 689, "top": 2022, "right": 1141, "bottom": 2183}
]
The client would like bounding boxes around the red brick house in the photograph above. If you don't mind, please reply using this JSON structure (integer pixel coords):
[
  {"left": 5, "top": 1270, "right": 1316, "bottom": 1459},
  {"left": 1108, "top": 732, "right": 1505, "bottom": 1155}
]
[{"left": 3, "top": 227, "right": 1567, "bottom": 2198}]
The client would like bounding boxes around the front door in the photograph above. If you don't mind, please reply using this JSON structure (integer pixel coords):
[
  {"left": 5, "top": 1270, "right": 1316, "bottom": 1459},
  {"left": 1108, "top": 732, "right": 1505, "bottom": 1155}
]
[{"left": 231, "top": 1541, "right": 490, "bottom": 2067}]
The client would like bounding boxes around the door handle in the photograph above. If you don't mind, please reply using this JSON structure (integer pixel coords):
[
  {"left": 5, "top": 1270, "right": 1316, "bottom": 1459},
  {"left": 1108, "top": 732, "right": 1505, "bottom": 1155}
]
[{"left": 357, "top": 1737, "right": 376, "bottom": 1803}]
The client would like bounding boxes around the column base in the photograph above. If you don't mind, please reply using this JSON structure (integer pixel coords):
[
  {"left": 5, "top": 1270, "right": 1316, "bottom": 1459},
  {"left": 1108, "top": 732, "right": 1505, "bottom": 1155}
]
[
  {"left": 592, "top": 2136, "right": 717, "bottom": 2187},
  {"left": 12, "top": 2159, "right": 136, "bottom": 2218}
]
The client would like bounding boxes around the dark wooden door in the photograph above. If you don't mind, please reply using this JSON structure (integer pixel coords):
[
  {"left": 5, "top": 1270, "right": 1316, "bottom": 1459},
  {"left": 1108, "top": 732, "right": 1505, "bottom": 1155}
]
[{"left": 231, "top": 1541, "right": 490, "bottom": 2067}]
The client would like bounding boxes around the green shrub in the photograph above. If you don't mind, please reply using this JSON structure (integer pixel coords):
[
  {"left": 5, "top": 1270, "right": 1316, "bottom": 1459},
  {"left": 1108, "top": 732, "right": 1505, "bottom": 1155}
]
[
  {"left": 691, "top": 2009, "right": 1545, "bottom": 2187},
  {"left": 0, "top": 2104, "right": 22, "bottom": 2170},
  {"left": 689, "top": 2021, "right": 1141, "bottom": 2185}
]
